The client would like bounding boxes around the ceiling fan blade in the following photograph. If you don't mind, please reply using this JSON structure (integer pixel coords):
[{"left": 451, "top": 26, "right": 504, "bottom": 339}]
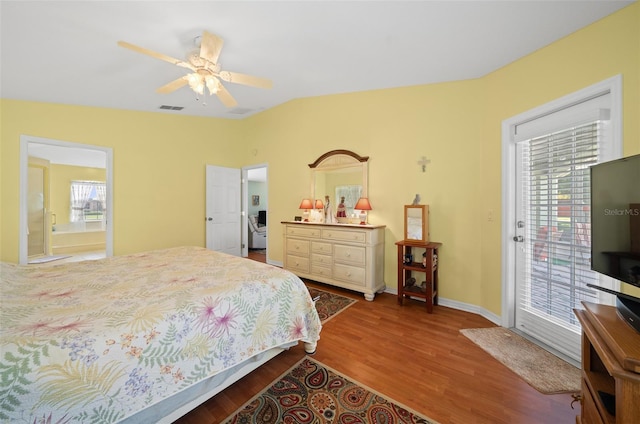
[
  {"left": 156, "top": 76, "right": 189, "bottom": 94},
  {"left": 199, "top": 31, "right": 224, "bottom": 64},
  {"left": 117, "top": 41, "right": 195, "bottom": 71},
  {"left": 218, "top": 71, "right": 272, "bottom": 89},
  {"left": 216, "top": 84, "right": 238, "bottom": 108}
]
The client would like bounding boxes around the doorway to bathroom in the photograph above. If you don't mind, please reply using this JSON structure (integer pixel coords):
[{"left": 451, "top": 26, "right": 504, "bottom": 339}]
[{"left": 19, "top": 135, "right": 113, "bottom": 265}]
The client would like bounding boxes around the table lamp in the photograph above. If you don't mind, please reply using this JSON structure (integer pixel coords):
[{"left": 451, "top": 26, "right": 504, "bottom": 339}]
[
  {"left": 299, "top": 198, "right": 313, "bottom": 222},
  {"left": 354, "top": 197, "right": 372, "bottom": 225}
]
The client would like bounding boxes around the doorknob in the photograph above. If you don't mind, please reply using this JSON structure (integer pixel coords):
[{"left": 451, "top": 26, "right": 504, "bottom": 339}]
[
  {"left": 513, "top": 235, "right": 524, "bottom": 242},
  {"left": 206, "top": 217, "right": 213, "bottom": 221}
]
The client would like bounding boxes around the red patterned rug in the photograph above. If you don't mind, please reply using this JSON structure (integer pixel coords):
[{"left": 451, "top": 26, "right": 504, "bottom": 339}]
[
  {"left": 222, "top": 356, "right": 437, "bottom": 423},
  {"left": 307, "top": 287, "right": 356, "bottom": 322}
]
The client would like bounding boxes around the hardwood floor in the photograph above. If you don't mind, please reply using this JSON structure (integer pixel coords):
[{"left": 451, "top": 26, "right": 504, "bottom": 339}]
[
  {"left": 246, "top": 249, "right": 266, "bottom": 263},
  {"left": 178, "top": 254, "right": 578, "bottom": 423}
]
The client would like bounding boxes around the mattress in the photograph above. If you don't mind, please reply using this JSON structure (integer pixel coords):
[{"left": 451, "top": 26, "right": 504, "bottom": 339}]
[{"left": 0, "top": 246, "right": 322, "bottom": 423}]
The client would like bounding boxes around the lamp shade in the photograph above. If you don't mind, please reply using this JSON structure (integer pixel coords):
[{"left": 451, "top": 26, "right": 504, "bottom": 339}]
[
  {"left": 299, "top": 199, "right": 314, "bottom": 210},
  {"left": 354, "top": 197, "right": 372, "bottom": 211},
  {"left": 314, "top": 199, "right": 324, "bottom": 209}
]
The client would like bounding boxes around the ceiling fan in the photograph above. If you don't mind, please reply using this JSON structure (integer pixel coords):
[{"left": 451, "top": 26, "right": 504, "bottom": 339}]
[{"left": 117, "top": 31, "right": 272, "bottom": 108}]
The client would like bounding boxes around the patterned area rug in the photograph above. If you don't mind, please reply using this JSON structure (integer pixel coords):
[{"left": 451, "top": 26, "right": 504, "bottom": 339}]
[
  {"left": 308, "top": 287, "right": 356, "bottom": 322},
  {"left": 460, "top": 327, "right": 581, "bottom": 394},
  {"left": 222, "top": 356, "right": 438, "bottom": 423}
]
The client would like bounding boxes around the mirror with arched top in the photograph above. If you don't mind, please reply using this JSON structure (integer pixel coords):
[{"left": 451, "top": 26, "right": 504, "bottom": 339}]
[{"left": 309, "top": 150, "right": 368, "bottom": 223}]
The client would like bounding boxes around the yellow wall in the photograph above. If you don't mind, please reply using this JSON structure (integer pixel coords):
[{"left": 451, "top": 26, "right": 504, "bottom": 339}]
[
  {"left": 479, "top": 3, "right": 640, "bottom": 310},
  {"left": 1, "top": 3, "right": 638, "bottom": 315},
  {"left": 50, "top": 164, "right": 107, "bottom": 226},
  {"left": 245, "top": 3, "right": 639, "bottom": 314},
  {"left": 1, "top": 101, "right": 244, "bottom": 261},
  {"left": 245, "top": 79, "right": 485, "bottom": 306}
]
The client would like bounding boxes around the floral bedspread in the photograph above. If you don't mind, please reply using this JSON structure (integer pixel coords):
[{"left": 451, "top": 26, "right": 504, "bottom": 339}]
[{"left": 0, "top": 246, "right": 321, "bottom": 423}]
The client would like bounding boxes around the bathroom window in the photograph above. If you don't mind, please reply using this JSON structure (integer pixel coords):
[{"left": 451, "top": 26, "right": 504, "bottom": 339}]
[
  {"left": 335, "top": 185, "right": 362, "bottom": 218},
  {"left": 70, "top": 180, "right": 106, "bottom": 222}
]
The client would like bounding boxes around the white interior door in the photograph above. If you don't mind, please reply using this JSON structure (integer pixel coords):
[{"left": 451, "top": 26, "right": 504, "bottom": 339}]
[{"left": 206, "top": 165, "right": 241, "bottom": 256}]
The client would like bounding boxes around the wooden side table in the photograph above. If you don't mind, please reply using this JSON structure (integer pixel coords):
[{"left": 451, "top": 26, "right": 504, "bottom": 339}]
[{"left": 396, "top": 240, "right": 441, "bottom": 313}]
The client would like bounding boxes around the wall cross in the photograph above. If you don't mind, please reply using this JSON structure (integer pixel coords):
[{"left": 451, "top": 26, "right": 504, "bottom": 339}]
[{"left": 418, "top": 156, "right": 431, "bottom": 172}]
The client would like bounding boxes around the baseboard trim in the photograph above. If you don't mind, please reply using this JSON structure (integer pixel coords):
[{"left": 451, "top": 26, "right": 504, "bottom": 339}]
[
  {"left": 438, "top": 297, "right": 501, "bottom": 325},
  {"left": 383, "top": 287, "right": 501, "bottom": 325},
  {"left": 274, "top": 264, "right": 502, "bottom": 325}
]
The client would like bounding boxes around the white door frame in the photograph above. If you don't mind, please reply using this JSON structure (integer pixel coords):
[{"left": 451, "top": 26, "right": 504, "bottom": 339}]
[
  {"left": 501, "top": 75, "right": 623, "bottom": 327},
  {"left": 19, "top": 135, "right": 114, "bottom": 264},
  {"left": 241, "top": 163, "right": 268, "bottom": 258}
]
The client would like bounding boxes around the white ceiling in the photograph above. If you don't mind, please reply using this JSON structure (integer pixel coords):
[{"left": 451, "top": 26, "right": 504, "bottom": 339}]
[
  {"left": 1, "top": 1, "right": 634, "bottom": 121},
  {"left": 28, "top": 142, "right": 107, "bottom": 168}
]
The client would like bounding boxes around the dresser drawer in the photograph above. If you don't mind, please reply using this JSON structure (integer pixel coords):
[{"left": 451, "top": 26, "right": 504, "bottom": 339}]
[
  {"left": 334, "top": 263, "right": 365, "bottom": 286},
  {"left": 287, "top": 226, "right": 321, "bottom": 238},
  {"left": 311, "top": 263, "right": 332, "bottom": 279},
  {"left": 286, "top": 254, "right": 310, "bottom": 273},
  {"left": 287, "top": 239, "right": 310, "bottom": 256},
  {"left": 312, "top": 241, "right": 333, "bottom": 255},
  {"left": 322, "top": 229, "right": 366, "bottom": 243},
  {"left": 311, "top": 252, "right": 332, "bottom": 266},
  {"left": 334, "top": 244, "right": 366, "bottom": 266}
]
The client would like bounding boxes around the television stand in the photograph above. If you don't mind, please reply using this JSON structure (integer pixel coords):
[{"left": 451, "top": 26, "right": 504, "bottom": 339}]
[{"left": 574, "top": 302, "right": 640, "bottom": 423}]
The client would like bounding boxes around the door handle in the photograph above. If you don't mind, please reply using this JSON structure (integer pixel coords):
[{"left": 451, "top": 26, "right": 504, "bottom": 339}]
[
  {"left": 206, "top": 217, "right": 213, "bottom": 221},
  {"left": 513, "top": 235, "right": 524, "bottom": 242}
]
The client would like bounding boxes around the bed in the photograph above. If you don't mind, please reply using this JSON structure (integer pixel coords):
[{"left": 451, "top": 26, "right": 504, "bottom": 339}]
[{"left": 0, "top": 246, "right": 322, "bottom": 423}]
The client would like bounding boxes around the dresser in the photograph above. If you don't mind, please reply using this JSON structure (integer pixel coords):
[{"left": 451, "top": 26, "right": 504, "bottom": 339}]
[{"left": 282, "top": 221, "right": 385, "bottom": 300}]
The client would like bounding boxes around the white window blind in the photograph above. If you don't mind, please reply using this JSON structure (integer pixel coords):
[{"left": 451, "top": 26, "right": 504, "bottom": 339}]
[
  {"left": 518, "top": 122, "right": 602, "bottom": 355},
  {"left": 70, "top": 180, "right": 106, "bottom": 222},
  {"left": 335, "top": 185, "right": 362, "bottom": 218},
  {"left": 514, "top": 93, "right": 611, "bottom": 143}
]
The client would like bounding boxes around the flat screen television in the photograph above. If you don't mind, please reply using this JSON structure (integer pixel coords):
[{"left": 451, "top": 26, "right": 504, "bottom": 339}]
[
  {"left": 590, "top": 153, "right": 640, "bottom": 332},
  {"left": 590, "top": 153, "right": 640, "bottom": 286}
]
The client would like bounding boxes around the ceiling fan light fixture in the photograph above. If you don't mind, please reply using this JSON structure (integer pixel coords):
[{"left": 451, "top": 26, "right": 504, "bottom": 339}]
[
  {"left": 187, "top": 73, "right": 205, "bottom": 95},
  {"left": 205, "top": 76, "right": 220, "bottom": 95}
]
